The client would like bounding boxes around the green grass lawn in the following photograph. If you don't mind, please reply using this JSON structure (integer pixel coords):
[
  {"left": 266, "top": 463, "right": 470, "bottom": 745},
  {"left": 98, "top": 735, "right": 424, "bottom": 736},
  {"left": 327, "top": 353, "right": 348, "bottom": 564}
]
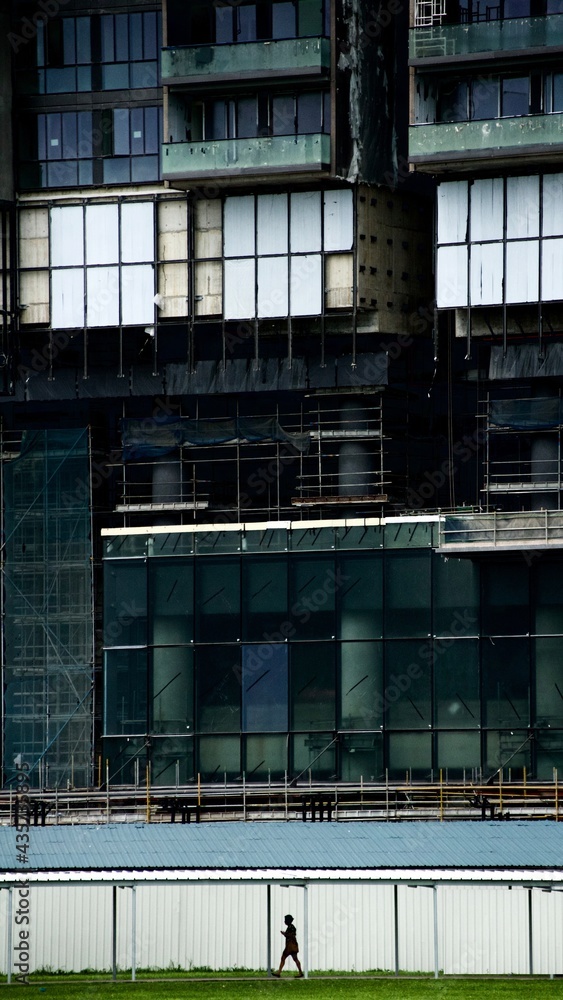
[{"left": 9, "top": 978, "right": 563, "bottom": 999}]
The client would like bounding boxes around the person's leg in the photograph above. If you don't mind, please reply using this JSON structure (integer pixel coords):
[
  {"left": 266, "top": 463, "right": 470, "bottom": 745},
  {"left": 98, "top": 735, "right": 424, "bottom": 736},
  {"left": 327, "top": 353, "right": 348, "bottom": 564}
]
[
  {"left": 291, "top": 954, "right": 303, "bottom": 976},
  {"left": 273, "top": 951, "right": 287, "bottom": 976}
]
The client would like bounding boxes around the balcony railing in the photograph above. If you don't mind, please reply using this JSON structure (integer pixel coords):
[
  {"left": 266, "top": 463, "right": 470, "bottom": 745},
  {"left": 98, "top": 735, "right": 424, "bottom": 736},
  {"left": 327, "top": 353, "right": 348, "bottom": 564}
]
[
  {"left": 438, "top": 510, "right": 563, "bottom": 551},
  {"left": 409, "top": 112, "right": 563, "bottom": 164},
  {"left": 410, "top": 13, "right": 563, "bottom": 61},
  {"left": 162, "top": 133, "right": 331, "bottom": 180},
  {"left": 162, "top": 37, "right": 330, "bottom": 84}
]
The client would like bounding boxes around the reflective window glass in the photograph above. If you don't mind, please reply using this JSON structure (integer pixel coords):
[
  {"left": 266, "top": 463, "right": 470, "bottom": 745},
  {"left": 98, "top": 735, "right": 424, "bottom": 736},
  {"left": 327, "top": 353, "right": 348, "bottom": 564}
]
[
  {"left": 437, "top": 81, "right": 468, "bottom": 122},
  {"left": 292, "top": 731, "right": 335, "bottom": 779},
  {"left": 434, "top": 640, "right": 479, "bottom": 728},
  {"left": 436, "top": 731, "right": 480, "bottom": 778},
  {"left": 104, "top": 561, "right": 147, "bottom": 646},
  {"left": 216, "top": 7, "right": 235, "bottom": 43},
  {"left": 152, "top": 735, "right": 194, "bottom": 785},
  {"left": 289, "top": 556, "right": 336, "bottom": 639},
  {"left": 482, "top": 562, "right": 529, "bottom": 635},
  {"left": 242, "top": 556, "right": 288, "bottom": 640},
  {"left": 337, "top": 554, "right": 382, "bottom": 639},
  {"left": 470, "top": 78, "right": 499, "bottom": 120},
  {"left": 433, "top": 554, "right": 479, "bottom": 636},
  {"left": 272, "top": 95, "right": 295, "bottom": 135},
  {"left": 298, "top": 0, "right": 323, "bottom": 35},
  {"left": 339, "top": 641, "right": 382, "bottom": 729},
  {"left": 340, "top": 734, "right": 383, "bottom": 781},
  {"left": 237, "top": 97, "right": 257, "bottom": 138},
  {"left": 534, "top": 562, "right": 563, "bottom": 634},
  {"left": 534, "top": 637, "right": 563, "bottom": 727},
  {"left": 245, "top": 734, "right": 287, "bottom": 779},
  {"left": 242, "top": 644, "right": 288, "bottom": 731},
  {"left": 273, "top": 2, "right": 297, "bottom": 37},
  {"left": 291, "top": 643, "right": 335, "bottom": 731},
  {"left": 104, "top": 649, "right": 147, "bottom": 735},
  {"left": 196, "top": 646, "right": 241, "bottom": 732},
  {"left": 113, "top": 109, "right": 130, "bottom": 155},
  {"left": 76, "top": 18, "right": 91, "bottom": 63},
  {"left": 195, "top": 558, "right": 240, "bottom": 642},
  {"left": 130, "top": 13, "right": 144, "bottom": 61},
  {"left": 384, "top": 550, "right": 431, "bottom": 638},
  {"left": 484, "top": 729, "right": 530, "bottom": 778},
  {"left": 482, "top": 637, "right": 530, "bottom": 728},
  {"left": 297, "top": 92, "right": 322, "bottom": 133},
  {"left": 151, "top": 646, "right": 193, "bottom": 735},
  {"left": 501, "top": 76, "right": 529, "bottom": 117},
  {"left": 387, "top": 731, "right": 432, "bottom": 780},
  {"left": 385, "top": 641, "right": 431, "bottom": 729},
  {"left": 198, "top": 735, "right": 240, "bottom": 780},
  {"left": 237, "top": 5, "right": 257, "bottom": 40},
  {"left": 149, "top": 560, "right": 193, "bottom": 645}
]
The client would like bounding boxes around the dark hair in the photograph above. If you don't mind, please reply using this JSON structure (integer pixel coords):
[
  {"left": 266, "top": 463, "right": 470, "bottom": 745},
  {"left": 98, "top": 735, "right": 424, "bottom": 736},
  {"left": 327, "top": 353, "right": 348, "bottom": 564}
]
[{"left": 284, "top": 914, "right": 294, "bottom": 923}]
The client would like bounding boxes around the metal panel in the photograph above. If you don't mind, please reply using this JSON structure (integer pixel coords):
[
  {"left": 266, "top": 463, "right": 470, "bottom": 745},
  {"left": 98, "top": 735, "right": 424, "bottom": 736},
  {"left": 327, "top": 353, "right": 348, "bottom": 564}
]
[
  {"left": 506, "top": 176, "right": 539, "bottom": 239},
  {"left": 441, "top": 885, "right": 529, "bottom": 975},
  {"left": 470, "top": 243, "right": 503, "bottom": 306},
  {"left": 437, "top": 181, "right": 468, "bottom": 245},
  {"left": 325, "top": 254, "right": 353, "bottom": 309},
  {"left": 50, "top": 206, "right": 84, "bottom": 267},
  {"left": 324, "top": 189, "right": 353, "bottom": 252},
  {"left": 542, "top": 173, "right": 563, "bottom": 237},
  {"left": 257, "top": 194, "right": 288, "bottom": 255},
  {"left": 224, "top": 196, "right": 255, "bottom": 258},
  {"left": 290, "top": 253, "right": 321, "bottom": 315},
  {"left": 86, "top": 204, "right": 119, "bottom": 265},
  {"left": 51, "top": 268, "right": 84, "bottom": 328},
  {"left": 290, "top": 192, "right": 321, "bottom": 252},
  {"left": 224, "top": 258, "right": 256, "bottom": 318},
  {"left": 257, "top": 256, "right": 288, "bottom": 318},
  {"left": 121, "top": 264, "right": 155, "bottom": 325},
  {"left": 87, "top": 266, "right": 120, "bottom": 326},
  {"left": 470, "top": 178, "right": 503, "bottom": 243},
  {"left": 541, "top": 237, "right": 563, "bottom": 301},
  {"left": 505, "top": 241, "right": 539, "bottom": 303},
  {"left": 121, "top": 202, "right": 154, "bottom": 263},
  {"left": 436, "top": 245, "right": 468, "bottom": 308}
]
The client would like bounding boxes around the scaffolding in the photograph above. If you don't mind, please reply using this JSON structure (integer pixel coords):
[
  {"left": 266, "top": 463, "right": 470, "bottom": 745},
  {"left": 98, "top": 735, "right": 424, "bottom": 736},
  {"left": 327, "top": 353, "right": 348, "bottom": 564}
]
[{"left": 2, "top": 428, "right": 94, "bottom": 789}]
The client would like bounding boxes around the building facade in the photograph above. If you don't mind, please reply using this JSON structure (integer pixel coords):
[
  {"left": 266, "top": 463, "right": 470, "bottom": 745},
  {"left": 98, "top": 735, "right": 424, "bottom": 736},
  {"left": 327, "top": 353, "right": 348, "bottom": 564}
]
[{"left": 1, "top": 0, "right": 562, "bottom": 792}]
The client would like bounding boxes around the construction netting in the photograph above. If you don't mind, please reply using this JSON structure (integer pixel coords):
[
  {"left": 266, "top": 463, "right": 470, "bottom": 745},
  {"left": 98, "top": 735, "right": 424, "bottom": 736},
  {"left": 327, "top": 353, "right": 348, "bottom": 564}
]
[{"left": 3, "top": 429, "right": 93, "bottom": 789}]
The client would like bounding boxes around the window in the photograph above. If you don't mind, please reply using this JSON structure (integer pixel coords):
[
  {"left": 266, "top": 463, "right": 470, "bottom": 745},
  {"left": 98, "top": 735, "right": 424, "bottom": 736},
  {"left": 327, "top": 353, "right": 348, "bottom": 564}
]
[
  {"left": 545, "top": 73, "right": 563, "bottom": 113},
  {"left": 501, "top": 76, "right": 529, "bottom": 117},
  {"left": 202, "top": 91, "right": 328, "bottom": 140},
  {"left": 470, "top": 77, "right": 499, "bottom": 120},
  {"left": 222, "top": 189, "right": 353, "bottom": 320},
  {"left": 50, "top": 202, "right": 155, "bottom": 329}
]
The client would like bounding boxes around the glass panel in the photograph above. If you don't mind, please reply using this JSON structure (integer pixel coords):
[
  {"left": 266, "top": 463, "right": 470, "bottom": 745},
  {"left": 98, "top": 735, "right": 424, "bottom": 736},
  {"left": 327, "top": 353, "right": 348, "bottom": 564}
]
[
  {"left": 297, "top": 92, "right": 322, "bottom": 133},
  {"left": 484, "top": 729, "right": 530, "bottom": 779},
  {"left": 387, "top": 732, "right": 432, "bottom": 781},
  {"left": 46, "top": 68, "right": 75, "bottom": 93},
  {"left": 198, "top": 735, "right": 240, "bottom": 780},
  {"left": 340, "top": 734, "right": 383, "bottom": 781},
  {"left": 105, "top": 649, "right": 147, "bottom": 734},
  {"left": 143, "top": 107, "right": 160, "bottom": 155},
  {"left": 298, "top": 0, "right": 323, "bottom": 35},
  {"left": 337, "top": 553, "right": 382, "bottom": 639},
  {"left": 481, "top": 562, "right": 529, "bottom": 636},
  {"left": 130, "top": 107, "right": 145, "bottom": 155},
  {"left": 437, "top": 81, "right": 468, "bottom": 123},
  {"left": 195, "top": 531, "right": 241, "bottom": 554},
  {"left": 243, "top": 529, "right": 288, "bottom": 552},
  {"left": 273, "top": 2, "right": 297, "bottom": 38},
  {"left": 535, "top": 732, "right": 563, "bottom": 780},
  {"left": 195, "top": 558, "right": 240, "bottom": 642},
  {"left": 534, "top": 562, "right": 563, "bottom": 634},
  {"left": 151, "top": 735, "right": 194, "bottom": 785},
  {"left": 115, "top": 14, "right": 129, "bottom": 61},
  {"left": 103, "top": 158, "right": 130, "bottom": 184},
  {"left": 553, "top": 73, "right": 563, "bottom": 113},
  {"left": 291, "top": 527, "right": 334, "bottom": 550},
  {"left": 336, "top": 525, "right": 383, "bottom": 550},
  {"left": 242, "top": 556, "right": 288, "bottom": 640},
  {"left": 340, "top": 641, "right": 382, "bottom": 729},
  {"left": 501, "top": 77, "right": 529, "bottom": 118},
  {"left": 436, "top": 731, "right": 480, "bottom": 778},
  {"left": 245, "top": 734, "right": 287, "bottom": 779},
  {"left": 291, "top": 643, "right": 335, "bottom": 731},
  {"left": 434, "top": 640, "right": 479, "bottom": 728},
  {"left": 196, "top": 646, "right": 241, "bottom": 732},
  {"left": 149, "top": 560, "right": 193, "bottom": 645},
  {"left": 385, "top": 641, "right": 431, "bottom": 730},
  {"left": 130, "top": 13, "right": 144, "bottom": 61},
  {"left": 151, "top": 646, "right": 193, "bottom": 735},
  {"left": 237, "top": 97, "right": 257, "bottom": 138},
  {"left": 289, "top": 557, "right": 336, "bottom": 640},
  {"left": 470, "top": 77, "right": 499, "bottom": 120},
  {"left": 482, "top": 638, "right": 530, "bottom": 728},
  {"left": 77, "top": 112, "right": 93, "bottom": 157},
  {"left": 104, "top": 560, "right": 147, "bottom": 645},
  {"left": 76, "top": 18, "right": 91, "bottom": 63},
  {"left": 46, "top": 113, "right": 62, "bottom": 159},
  {"left": 433, "top": 555, "right": 479, "bottom": 636},
  {"left": 237, "top": 5, "right": 257, "bottom": 41},
  {"left": 272, "top": 94, "right": 295, "bottom": 136},
  {"left": 292, "top": 731, "right": 335, "bottom": 779},
  {"left": 384, "top": 550, "right": 431, "bottom": 638},
  {"left": 242, "top": 644, "right": 288, "bottom": 731},
  {"left": 535, "top": 637, "right": 563, "bottom": 728},
  {"left": 104, "top": 736, "right": 147, "bottom": 784},
  {"left": 101, "top": 16, "right": 114, "bottom": 61},
  {"left": 61, "top": 113, "right": 78, "bottom": 158},
  {"left": 216, "top": 7, "right": 234, "bottom": 43},
  {"left": 113, "top": 109, "right": 130, "bottom": 155},
  {"left": 131, "top": 155, "right": 159, "bottom": 183},
  {"left": 131, "top": 62, "right": 158, "bottom": 90}
]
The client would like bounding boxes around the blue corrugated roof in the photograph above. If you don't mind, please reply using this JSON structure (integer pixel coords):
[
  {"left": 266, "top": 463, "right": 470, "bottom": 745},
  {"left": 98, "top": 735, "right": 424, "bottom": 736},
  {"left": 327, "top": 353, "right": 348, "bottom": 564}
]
[{"left": 1, "top": 821, "right": 563, "bottom": 872}]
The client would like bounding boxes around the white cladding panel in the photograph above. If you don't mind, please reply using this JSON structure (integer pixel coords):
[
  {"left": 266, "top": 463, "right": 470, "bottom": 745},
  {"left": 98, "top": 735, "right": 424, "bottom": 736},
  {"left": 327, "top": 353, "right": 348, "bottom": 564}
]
[
  {"left": 121, "top": 264, "right": 155, "bottom": 325},
  {"left": 224, "top": 196, "right": 255, "bottom": 258},
  {"left": 505, "top": 241, "right": 539, "bottom": 304},
  {"left": 436, "top": 245, "right": 468, "bottom": 308},
  {"left": 437, "top": 182, "right": 468, "bottom": 245},
  {"left": 542, "top": 173, "right": 563, "bottom": 237},
  {"left": 291, "top": 192, "right": 322, "bottom": 252},
  {"left": 86, "top": 204, "right": 119, "bottom": 265},
  {"left": 470, "top": 179, "right": 503, "bottom": 242},
  {"left": 257, "top": 256, "right": 289, "bottom": 318},
  {"left": 290, "top": 254, "right": 322, "bottom": 315},
  {"left": 224, "top": 258, "right": 256, "bottom": 319},
  {"left": 86, "top": 266, "right": 120, "bottom": 326},
  {"left": 257, "top": 194, "right": 288, "bottom": 256},
  {"left": 0, "top": 882, "right": 561, "bottom": 974},
  {"left": 542, "top": 238, "right": 563, "bottom": 300},
  {"left": 506, "top": 175, "right": 539, "bottom": 239},
  {"left": 51, "top": 268, "right": 84, "bottom": 328},
  {"left": 121, "top": 202, "right": 154, "bottom": 263},
  {"left": 470, "top": 243, "right": 503, "bottom": 306},
  {"left": 324, "top": 189, "right": 353, "bottom": 252},
  {"left": 51, "top": 206, "right": 84, "bottom": 267}
]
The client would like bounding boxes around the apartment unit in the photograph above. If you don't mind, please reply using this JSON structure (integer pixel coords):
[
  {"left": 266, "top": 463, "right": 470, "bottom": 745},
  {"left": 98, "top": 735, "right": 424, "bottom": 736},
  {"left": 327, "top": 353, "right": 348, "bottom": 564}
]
[{"left": 5, "top": 0, "right": 563, "bottom": 794}]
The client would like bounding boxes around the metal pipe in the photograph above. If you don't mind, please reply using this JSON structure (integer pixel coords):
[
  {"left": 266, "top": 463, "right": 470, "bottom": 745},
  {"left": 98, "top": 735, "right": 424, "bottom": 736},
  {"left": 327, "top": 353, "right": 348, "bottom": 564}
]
[
  {"left": 393, "top": 884, "right": 399, "bottom": 977},
  {"left": 112, "top": 885, "right": 117, "bottom": 981},
  {"left": 303, "top": 883, "right": 309, "bottom": 980},
  {"left": 131, "top": 885, "right": 137, "bottom": 982},
  {"left": 267, "top": 884, "right": 272, "bottom": 976},
  {"left": 433, "top": 884, "right": 439, "bottom": 979}
]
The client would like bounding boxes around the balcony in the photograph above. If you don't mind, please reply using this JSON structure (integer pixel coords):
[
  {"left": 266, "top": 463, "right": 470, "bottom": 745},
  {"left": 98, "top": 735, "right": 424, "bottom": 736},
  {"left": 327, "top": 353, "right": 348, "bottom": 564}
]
[
  {"left": 438, "top": 510, "right": 563, "bottom": 552},
  {"left": 409, "top": 112, "right": 563, "bottom": 167},
  {"left": 162, "top": 133, "right": 331, "bottom": 181},
  {"left": 410, "top": 13, "right": 563, "bottom": 64},
  {"left": 162, "top": 37, "right": 330, "bottom": 86}
]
